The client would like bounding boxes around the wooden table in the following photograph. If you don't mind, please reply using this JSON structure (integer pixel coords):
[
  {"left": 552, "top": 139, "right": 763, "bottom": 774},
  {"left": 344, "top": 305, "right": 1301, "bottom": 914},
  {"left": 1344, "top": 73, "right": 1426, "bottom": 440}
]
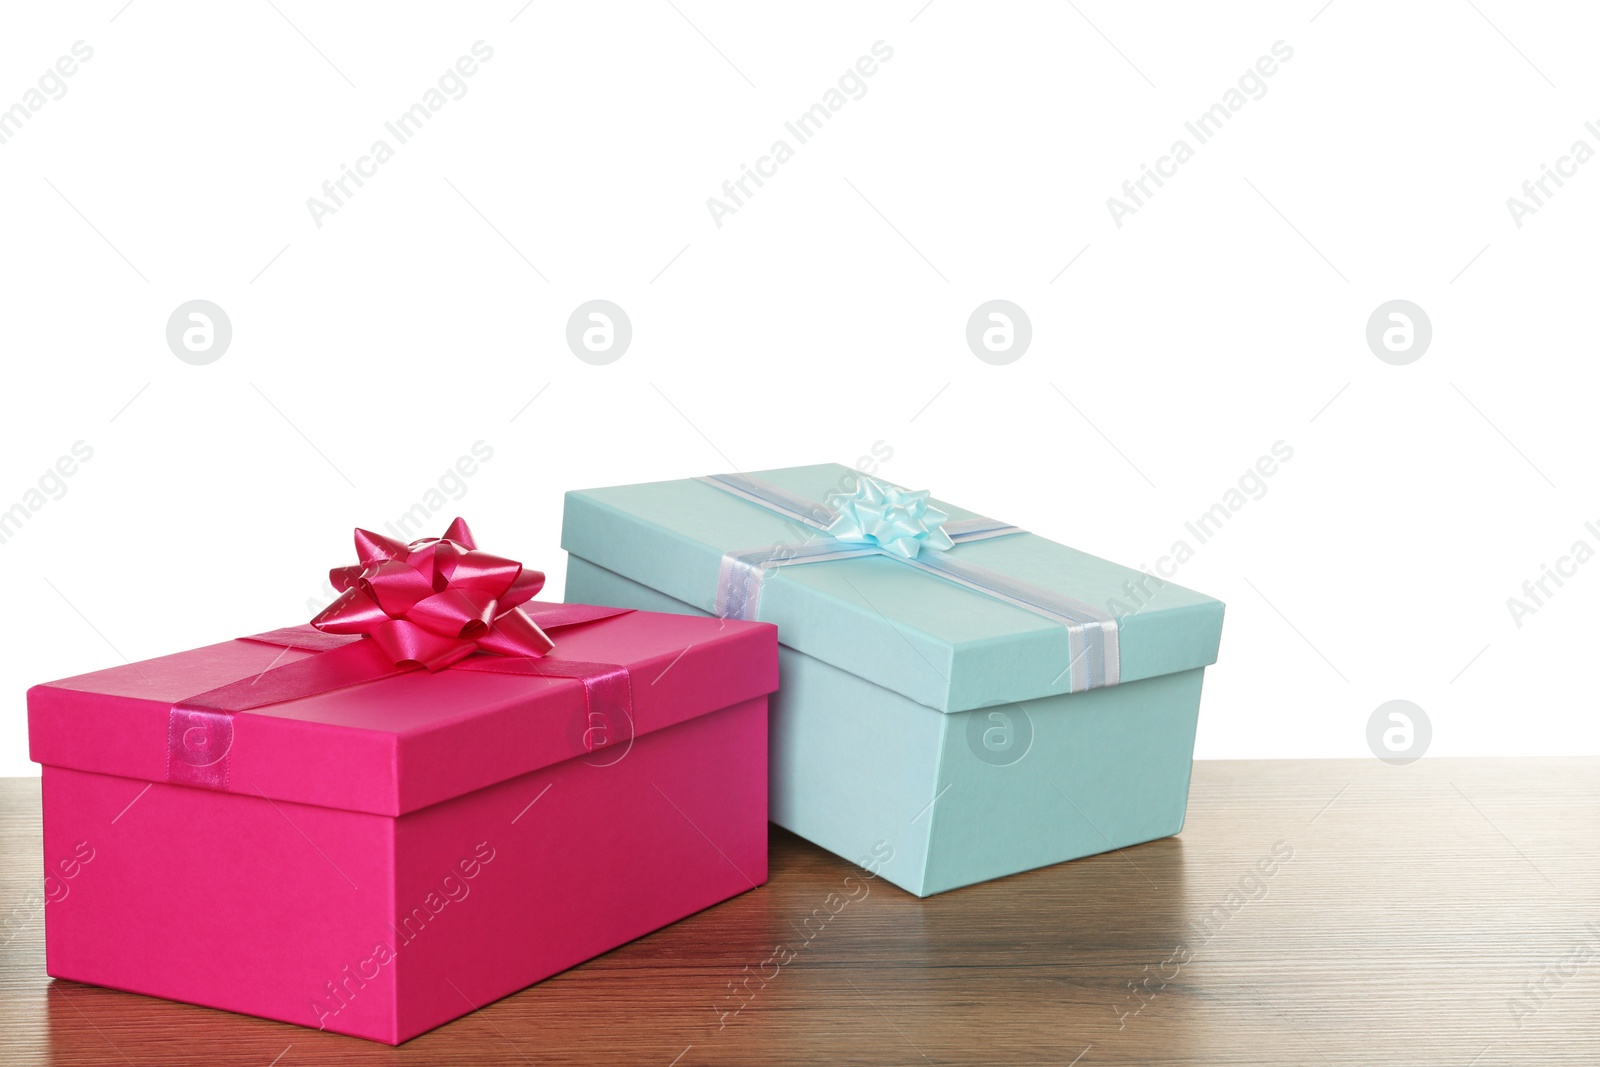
[{"left": 2, "top": 759, "right": 1596, "bottom": 1066}]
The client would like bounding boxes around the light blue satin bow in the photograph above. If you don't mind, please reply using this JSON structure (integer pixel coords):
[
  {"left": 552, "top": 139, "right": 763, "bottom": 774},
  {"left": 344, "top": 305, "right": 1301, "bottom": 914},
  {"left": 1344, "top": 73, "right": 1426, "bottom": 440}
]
[{"left": 822, "top": 476, "right": 954, "bottom": 560}]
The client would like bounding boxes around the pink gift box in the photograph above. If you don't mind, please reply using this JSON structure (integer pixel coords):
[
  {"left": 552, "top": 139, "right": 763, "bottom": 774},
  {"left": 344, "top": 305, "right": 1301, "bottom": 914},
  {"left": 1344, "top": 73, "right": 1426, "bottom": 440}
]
[{"left": 28, "top": 606, "right": 777, "bottom": 1044}]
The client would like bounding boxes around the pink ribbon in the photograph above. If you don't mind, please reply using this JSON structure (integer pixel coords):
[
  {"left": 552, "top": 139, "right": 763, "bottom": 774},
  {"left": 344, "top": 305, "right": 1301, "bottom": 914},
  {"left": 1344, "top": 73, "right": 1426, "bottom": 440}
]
[
  {"left": 165, "top": 519, "right": 634, "bottom": 791},
  {"left": 312, "top": 516, "right": 554, "bottom": 671}
]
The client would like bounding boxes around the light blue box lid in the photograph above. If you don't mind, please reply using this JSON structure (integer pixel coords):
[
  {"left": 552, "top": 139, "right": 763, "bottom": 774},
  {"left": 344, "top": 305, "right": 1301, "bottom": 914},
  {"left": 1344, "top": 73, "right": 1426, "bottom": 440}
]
[{"left": 562, "top": 463, "right": 1223, "bottom": 713}]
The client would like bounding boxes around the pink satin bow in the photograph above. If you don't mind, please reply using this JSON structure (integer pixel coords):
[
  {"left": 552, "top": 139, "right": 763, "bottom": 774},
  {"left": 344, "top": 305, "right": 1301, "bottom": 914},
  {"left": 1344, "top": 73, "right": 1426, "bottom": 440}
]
[{"left": 311, "top": 517, "right": 554, "bottom": 671}]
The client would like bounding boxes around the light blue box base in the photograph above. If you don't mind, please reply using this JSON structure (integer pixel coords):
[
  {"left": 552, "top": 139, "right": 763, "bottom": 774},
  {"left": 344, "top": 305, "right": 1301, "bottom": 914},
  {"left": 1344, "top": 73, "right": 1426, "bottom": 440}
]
[{"left": 566, "top": 556, "right": 1203, "bottom": 897}]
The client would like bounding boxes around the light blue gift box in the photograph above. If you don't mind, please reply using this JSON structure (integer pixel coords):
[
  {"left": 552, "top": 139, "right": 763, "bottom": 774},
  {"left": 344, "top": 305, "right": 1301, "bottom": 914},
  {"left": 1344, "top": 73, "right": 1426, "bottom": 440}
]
[{"left": 561, "top": 464, "right": 1224, "bottom": 896}]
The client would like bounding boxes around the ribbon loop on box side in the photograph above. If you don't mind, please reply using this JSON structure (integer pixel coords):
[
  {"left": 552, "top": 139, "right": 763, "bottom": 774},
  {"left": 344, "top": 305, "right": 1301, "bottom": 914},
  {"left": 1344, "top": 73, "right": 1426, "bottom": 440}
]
[{"left": 698, "top": 472, "right": 1120, "bottom": 694}]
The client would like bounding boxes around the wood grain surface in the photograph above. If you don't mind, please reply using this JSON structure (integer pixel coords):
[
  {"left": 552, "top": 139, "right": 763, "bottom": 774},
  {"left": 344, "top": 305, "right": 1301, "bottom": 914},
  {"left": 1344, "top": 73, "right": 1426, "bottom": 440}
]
[{"left": 2, "top": 759, "right": 1596, "bottom": 1066}]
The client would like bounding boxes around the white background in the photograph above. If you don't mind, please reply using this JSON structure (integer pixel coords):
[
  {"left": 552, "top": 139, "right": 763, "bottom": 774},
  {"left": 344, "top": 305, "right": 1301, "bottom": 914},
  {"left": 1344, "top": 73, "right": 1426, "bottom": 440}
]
[{"left": 1, "top": 1, "right": 1595, "bottom": 777}]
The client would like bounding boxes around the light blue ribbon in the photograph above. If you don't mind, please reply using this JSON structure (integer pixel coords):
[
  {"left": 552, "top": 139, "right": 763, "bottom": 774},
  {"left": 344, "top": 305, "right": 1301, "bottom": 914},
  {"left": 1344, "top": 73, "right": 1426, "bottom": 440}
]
[{"left": 696, "top": 472, "right": 1121, "bottom": 693}]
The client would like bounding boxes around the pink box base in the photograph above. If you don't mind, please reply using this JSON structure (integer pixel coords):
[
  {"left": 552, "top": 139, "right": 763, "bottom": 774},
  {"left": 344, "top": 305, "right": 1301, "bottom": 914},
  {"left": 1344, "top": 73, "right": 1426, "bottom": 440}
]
[{"left": 41, "top": 696, "right": 768, "bottom": 1044}]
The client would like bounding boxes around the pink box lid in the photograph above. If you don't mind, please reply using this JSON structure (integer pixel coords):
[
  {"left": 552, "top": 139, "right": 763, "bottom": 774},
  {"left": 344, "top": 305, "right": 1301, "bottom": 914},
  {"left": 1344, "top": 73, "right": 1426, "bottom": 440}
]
[{"left": 28, "top": 607, "right": 777, "bottom": 817}]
